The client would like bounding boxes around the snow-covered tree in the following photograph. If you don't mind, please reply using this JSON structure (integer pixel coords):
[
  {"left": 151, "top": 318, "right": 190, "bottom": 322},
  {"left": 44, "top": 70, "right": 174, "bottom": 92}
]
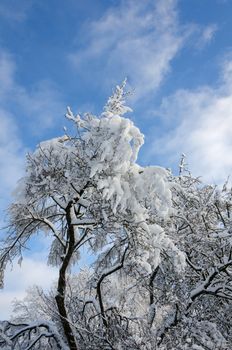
[
  {"left": 1, "top": 84, "right": 232, "bottom": 349},
  {"left": 158, "top": 164, "right": 232, "bottom": 350},
  {"left": 0, "top": 82, "right": 186, "bottom": 350}
]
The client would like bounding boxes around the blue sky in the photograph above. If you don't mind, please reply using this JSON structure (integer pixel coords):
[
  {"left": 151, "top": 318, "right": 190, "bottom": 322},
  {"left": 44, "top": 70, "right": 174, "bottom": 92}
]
[{"left": 1, "top": 0, "right": 232, "bottom": 318}]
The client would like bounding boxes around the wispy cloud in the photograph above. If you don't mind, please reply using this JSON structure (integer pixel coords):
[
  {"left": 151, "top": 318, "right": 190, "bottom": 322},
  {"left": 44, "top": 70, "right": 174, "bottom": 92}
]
[
  {"left": 0, "top": 0, "right": 33, "bottom": 22},
  {"left": 69, "top": 0, "right": 184, "bottom": 99},
  {"left": 15, "top": 80, "right": 65, "bottom": 133},
  {"left": 201, "top": 24, "right": 217, "bottom": 43},
  {"left": 195, "top": 24, "right": 218, "bottom": 49},
  {"left": 0, "top": 112, "right": 25, "bottom": 198},
  {"left": 0, "top": 50, "right": 65, "bottom": 135},
  {"left": 0, "top": 51, "right": 16, "bottom": 98},
  {"left": 69, "top": 0, "right": 217, "bottom": 101},
  {"left": 149, "top": 58, "right": 232, "bottom": 184}
]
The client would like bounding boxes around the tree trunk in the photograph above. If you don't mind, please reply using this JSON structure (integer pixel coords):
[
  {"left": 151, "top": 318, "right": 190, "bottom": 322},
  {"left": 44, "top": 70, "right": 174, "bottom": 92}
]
[
  {"left": 55, "top": 201, "right": 78, "bottom": 350},
  {"left": 55, "top": 293, "right": 77, "bottom": 350}
]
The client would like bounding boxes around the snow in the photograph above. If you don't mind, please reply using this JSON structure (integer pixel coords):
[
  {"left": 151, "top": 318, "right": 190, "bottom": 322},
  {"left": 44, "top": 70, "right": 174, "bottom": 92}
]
[{"left": 0, "top": 81, "right": 193, "bottom": 349}]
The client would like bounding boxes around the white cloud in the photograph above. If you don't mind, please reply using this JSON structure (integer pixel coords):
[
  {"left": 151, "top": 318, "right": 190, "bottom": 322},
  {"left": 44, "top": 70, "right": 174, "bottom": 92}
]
[
  {"left": 0, "top": 257, "right": 57, "bottom": 320},
  {"left": 69, "top": 0, "right": 184, "bottom": 99},
  {"left": 149, "top": 59, "right": 232, "bottom": 184},
  {"left": 201, "top": 24, "right": 217, "bottom": 43},
  {"left": 0, "top": 234, "right": 91, "bottom": 320},
  {"left": 69, "top": 0, "right": 217, "bottom": 100},
  {"left": 195, "top": 24, "right": 218, "bottom": 49}
]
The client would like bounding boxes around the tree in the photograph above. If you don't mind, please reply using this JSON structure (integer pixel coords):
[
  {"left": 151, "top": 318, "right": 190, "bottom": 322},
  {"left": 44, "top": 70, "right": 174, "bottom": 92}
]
[
  {"left": 1, "top": 84, "right": 232, "bottom": 349},
  {"left": 160, "top": 163, "right": 232, "bottom": 350},
  {"left": 4, "top": 163, "right": 232, "bottom": 350},
  {"left": 0, "top": 82, "right": 186, "bottom": 349}
]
